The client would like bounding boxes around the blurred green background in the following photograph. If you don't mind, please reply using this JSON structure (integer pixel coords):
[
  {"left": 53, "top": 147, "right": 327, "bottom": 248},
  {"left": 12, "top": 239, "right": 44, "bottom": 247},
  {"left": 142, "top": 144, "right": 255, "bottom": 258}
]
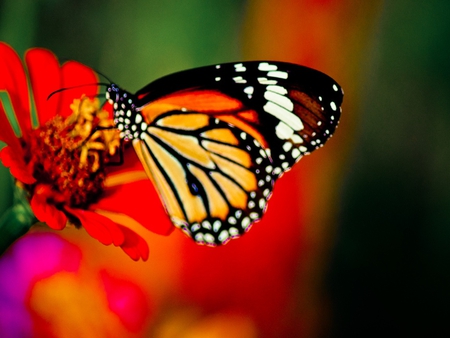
[
  {"left": 1, "top": 0, "right": 450, "bottom": 337},
  {"left": 328, "top": 2, "right": 450, "bottom": 337}
]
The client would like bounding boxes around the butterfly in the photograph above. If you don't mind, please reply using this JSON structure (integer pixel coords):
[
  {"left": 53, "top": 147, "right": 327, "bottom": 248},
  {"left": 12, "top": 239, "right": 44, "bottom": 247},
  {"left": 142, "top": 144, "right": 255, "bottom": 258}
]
[{"left": 105, "top": 61, "right": 343, "bottom": 246}]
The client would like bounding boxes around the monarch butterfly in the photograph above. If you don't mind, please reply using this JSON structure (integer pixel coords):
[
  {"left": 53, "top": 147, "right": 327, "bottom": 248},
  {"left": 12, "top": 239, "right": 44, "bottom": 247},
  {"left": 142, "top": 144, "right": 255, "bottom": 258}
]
[{"left": 105, "top": 61, "right": 343, "bottom": 246}]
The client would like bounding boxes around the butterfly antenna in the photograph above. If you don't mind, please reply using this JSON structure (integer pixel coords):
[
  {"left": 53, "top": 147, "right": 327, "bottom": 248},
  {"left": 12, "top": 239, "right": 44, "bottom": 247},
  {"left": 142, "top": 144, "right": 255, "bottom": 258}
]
[
  {"left": 47, "top": 82, "right": 110, "bottom": 100},
  {"left": 92, "top": 67, "right": 115, "bottom": 84}
]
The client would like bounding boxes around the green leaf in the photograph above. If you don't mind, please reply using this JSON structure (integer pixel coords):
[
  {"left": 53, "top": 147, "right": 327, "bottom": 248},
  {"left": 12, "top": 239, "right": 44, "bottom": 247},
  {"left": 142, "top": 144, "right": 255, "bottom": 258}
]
[{"left": 0, "top": 183, "right": 36, "bottom": 255}]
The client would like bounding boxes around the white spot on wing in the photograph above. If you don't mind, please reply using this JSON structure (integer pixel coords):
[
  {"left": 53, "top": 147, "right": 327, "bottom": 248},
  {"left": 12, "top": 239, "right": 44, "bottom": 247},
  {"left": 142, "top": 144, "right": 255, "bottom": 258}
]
[
  {"left": 259, "top": 198, "right": 266, "bottom": 210},
  {"left": 264, "top": 91, "right": 294, "bottom": 112},
  {"left": 267, "top": 85, "right": 288, "bottom": 95},
  {"left": 291, "top": 134, "right": 303, "bottom": 144},
  {"left": 258, "top": 77, "right": 278, "bottom": 85},
  {"left": 244, "top": 86, "right": 254, "bottom": 95},
  {"left": 229, "top": 227, "right": 239, "bottom": 236},
  {"left": 233, "top": 76, "right": 246, "bottom": 84},
  {"left": 218, "top": 230, "right": 229, "bottom": 242},
  {"left": 292, "top": 148, "right": 301, "bottom": 158},
  {"left": 202, "top": 220, "right": 212, "bottom": 230},
  {"left": 268, "top": 71, "right": 288, "bottom": 79},
  {"left": 276, "top": 122, "right": 294, "bottom": 140},
  {"left": 264, "top": 101, "right": 303, "bottom": 131},
  {"left": 234, "top": 63, "right": 246, "bottom": 72},
  {"left": 258, "top": 62, "right": 278, "bottom": 71},
  {"left": 213, "top": 220, "right": 221, "bottom": 232},
  {"left": 242, "top": 217, "right": 251, "bottom": 230},
  {"left": 204, "top": 233, "right": 215, "bottom": 243},
  {"left": 282, "top": 142, "right": 292, "bottom": 152}
]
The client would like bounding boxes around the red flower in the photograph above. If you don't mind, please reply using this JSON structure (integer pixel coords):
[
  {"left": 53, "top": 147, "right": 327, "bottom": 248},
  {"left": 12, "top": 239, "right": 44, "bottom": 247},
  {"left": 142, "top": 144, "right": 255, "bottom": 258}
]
[{"left": 0, "top": 42, "right": 173, "bottom": 260}]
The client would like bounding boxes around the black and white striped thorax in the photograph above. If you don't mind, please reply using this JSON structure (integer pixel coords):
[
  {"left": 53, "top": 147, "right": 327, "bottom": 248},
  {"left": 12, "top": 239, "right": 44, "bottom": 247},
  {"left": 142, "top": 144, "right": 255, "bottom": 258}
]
[{"left": 106, "top": 84, "right": 146, "bottom": 141}]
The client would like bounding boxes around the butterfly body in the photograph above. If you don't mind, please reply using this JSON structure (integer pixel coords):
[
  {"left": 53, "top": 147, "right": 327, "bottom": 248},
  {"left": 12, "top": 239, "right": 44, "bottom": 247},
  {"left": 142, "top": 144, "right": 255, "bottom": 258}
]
[{"left": 106, "top": 61, "right": 343, "bottom": 246}]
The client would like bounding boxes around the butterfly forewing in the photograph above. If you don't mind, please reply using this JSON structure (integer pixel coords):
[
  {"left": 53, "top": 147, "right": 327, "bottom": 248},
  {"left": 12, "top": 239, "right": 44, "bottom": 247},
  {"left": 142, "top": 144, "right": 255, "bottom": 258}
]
[
  {"left": 107, "top": 61, "right": 343, "bottom": 245},
  {"left": 135, "top": 61, "right": 343, "bottom": 177}
]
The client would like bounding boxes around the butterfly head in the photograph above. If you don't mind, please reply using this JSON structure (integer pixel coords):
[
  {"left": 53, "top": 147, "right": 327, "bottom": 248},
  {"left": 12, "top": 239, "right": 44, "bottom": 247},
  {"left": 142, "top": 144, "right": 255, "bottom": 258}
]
[{"left": 105, "top": 83, "right": 122, "bottom": 104}]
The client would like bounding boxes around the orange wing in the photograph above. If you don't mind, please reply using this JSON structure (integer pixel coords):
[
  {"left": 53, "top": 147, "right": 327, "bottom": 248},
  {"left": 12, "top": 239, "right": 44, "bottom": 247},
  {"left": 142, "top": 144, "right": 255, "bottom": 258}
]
[
  {"left": 138, "top": 89, "right": 267, "bottom": 148},
  {"left": 132, "top": 111, "right": 273, "bottom": 245}
]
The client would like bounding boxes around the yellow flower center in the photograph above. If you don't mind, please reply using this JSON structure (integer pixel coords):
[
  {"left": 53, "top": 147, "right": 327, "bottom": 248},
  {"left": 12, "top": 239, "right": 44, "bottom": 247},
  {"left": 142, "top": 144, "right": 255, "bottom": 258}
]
[{"left": 25, "top": 96, "right": 121, "bottom": 207}]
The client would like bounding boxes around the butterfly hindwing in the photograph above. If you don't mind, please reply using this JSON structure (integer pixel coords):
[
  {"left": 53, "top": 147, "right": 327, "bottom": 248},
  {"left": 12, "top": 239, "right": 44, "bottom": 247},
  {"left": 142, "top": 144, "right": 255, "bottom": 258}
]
[{"left": 131, "top": 111, "right": 274, "bottom": 245}]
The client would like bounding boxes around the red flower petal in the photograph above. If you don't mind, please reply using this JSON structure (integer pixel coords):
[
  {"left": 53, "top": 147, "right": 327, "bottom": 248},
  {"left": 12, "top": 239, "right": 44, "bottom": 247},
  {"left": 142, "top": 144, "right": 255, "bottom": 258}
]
[
  {"left": 0, "top": 42, "right": 32, "bottom": 137},
  {"left": 59, "top": 61, "right": 99, "bottom": 118},
  {"left": 66, "top": 207, "right": 149, "bottom": 261},
  {"left": 0, "top": 146, "right": 35, "bottom": 184},
  {"left": 64, "top": 207, "right": 125, "bottom": 247},
  {"left": 25, "top": 48, "right": 62, "bottom": 126},
  {"left": 30, "top": 185, "right": 67, "bottom": 230},
  {"left": 92, "top": 148, "right": 174, "bottom": 236},
  {"left": 0, "top": 99, "right": 22, "bottom": 155},
  {"left": 96, "top": 180, "right": 173, "bottom": 236},
  {"left": 117, "top": 226, "right": 149, "bottom": 261}
]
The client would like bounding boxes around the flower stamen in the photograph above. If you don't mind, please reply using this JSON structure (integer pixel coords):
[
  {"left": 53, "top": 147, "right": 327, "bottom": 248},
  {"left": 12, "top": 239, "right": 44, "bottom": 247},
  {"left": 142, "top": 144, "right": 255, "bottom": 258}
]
[{"left": 25, "top": 96, "right": 121, "bottom": 207}]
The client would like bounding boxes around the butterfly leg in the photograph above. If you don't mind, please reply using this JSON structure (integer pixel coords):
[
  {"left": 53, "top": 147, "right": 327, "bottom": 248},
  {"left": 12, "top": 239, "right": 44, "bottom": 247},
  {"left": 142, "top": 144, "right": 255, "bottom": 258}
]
[
  {"left": 93, "top": 125, "right": 125, "bottom": 166},
  {"left": 105, "top": 143, "right": 124, "bottom": 166}
]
